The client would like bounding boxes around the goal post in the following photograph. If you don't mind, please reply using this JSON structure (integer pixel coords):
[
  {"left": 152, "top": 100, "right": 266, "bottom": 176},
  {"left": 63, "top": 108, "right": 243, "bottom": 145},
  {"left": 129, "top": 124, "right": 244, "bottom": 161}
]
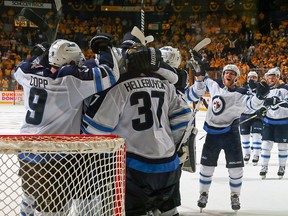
[{"left": 0, "top": 134, "right": 126, "bottom": 216}]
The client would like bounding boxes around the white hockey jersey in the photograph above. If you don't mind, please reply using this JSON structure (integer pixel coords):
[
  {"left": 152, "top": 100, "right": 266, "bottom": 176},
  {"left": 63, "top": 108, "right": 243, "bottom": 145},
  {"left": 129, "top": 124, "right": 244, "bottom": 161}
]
[
  {"left": 264, "top": 84, "right": 288, "bottom": 124},
  {"left": 14, "top": 50, "right": 119, "bottom": 134},
  {"left": 81, "top": 74, "right": 192, "bottom": 173},
  {"left": 186, "top": 77, "right": 264, "bottom": 134}
]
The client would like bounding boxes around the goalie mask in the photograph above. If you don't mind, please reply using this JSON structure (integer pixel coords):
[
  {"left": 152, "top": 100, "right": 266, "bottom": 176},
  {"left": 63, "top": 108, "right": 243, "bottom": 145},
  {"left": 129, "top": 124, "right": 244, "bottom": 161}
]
[
  {"left": 49, "top": 39, "right": 84, "bottom": 67},
  {"left": 160, "top": 46, "right": 182, "bottom": 68}
]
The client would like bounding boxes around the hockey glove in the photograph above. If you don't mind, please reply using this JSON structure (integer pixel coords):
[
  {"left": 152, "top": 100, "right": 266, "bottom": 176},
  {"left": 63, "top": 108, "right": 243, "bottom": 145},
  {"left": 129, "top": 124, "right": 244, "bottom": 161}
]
[
  {"left": 90, "top": 32, "right": 113, "bottom": 54},
  {"left": 187, "top": 50, "right": 207, "bottom": 77},
  {"left": 126, "top": 44, "right": 161, "bottom": 73},
  {"left": 264, "top": 96, "right": 281, "bottom": 106},
  {"left": 256, "top": 107, "right": 267, "bottom": 117},
  {"left": 31, "top": 42, "right": 50, "bottom": 57},
  {"left": 248, "top": 79, "right": 257, "bottom": 91},
  {"left": 256, "top": 80, "right": 270, "bottom": 100}
]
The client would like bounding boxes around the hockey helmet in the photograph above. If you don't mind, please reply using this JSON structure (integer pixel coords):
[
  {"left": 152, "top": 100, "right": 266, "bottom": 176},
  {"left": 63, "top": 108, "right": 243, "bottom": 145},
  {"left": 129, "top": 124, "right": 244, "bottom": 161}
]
[
  {"left": 222, "top": 64, "right": 240, "bottom": 78},
  {"left": 49, "top": 39, "right": 84, "bottom": 67},
  {"left": 265, "top": 67, "right": 280, "bottom": 78},
  {"left": 247, "top": 71, "right": 258, "bottom": 79},
  {"left": 160, "top": 46, "right": 182, "bottom": 68}
]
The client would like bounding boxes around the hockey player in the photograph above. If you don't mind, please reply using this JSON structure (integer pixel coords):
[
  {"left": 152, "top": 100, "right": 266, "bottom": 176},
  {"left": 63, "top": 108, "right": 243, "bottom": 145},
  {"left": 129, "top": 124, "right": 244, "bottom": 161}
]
[
  {"left": 81, "top": 37, "right": 193, "bottom": 215},
  {"left": 240, "top": 71, "right": 263, "bottom": 165},
  {"left": 259, "top": 67, "right": 288, "bottom": 179},
  {"left": 14, "top": 36, "right": 120, "bottom": 215},
  {"left": 186, "top": 50, "right": 270, "bottom": 212}
]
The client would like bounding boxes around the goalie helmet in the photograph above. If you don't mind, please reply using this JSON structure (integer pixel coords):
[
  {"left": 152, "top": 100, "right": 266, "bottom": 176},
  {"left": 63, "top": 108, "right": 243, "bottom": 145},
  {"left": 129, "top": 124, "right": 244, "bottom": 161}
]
[
  {"left": 222, "top": 64, "right": 240, "bottom": 79},
  {"left": 49, "top": 39, "right": 84, "bottom": 67},
  {"left": 266, "top": 67, "right": 280, "bottom": 78},
  {"left": 160, "top": 46, "right": 182, "bottom": 68}
]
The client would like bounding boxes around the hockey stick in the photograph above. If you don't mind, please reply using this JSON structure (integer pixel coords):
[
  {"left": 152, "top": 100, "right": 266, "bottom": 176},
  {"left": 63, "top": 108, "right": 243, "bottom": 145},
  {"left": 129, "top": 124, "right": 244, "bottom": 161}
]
[
  {"left": 19, "top": 0, "right": 62, "bottom": 44},
  {"left": 52, "top": 0, "right": 63, "bottom": 42},
  {"left": 240, "top": 100, "right": 288, "bottom": 125},
  {"left": 131, "top": 26, "right": 154, "bottom": 45},
  {"left": 140, "top": 0, "right": 145, "bottom": 34},
  {"left": 192, "top": 38, "right": 211, "bottom": 52},
  {"left": 19, "top": 8, "right": 50, "bottom": 35}
]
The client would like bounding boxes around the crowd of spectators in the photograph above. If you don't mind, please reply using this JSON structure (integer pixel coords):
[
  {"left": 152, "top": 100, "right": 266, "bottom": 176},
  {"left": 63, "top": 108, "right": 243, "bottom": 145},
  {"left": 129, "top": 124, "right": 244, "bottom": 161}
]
[{"left": 0, "top": 7, "right": 287, "bottom": 91}]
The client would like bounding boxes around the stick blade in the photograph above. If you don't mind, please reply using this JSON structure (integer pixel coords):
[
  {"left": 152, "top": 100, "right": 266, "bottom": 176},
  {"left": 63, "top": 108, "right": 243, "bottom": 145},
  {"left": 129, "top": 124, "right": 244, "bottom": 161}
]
[
  {"left": 54, "top": 0, "right": 62, "bottom": 12},
  {"left": 193, "top": 38, "right": 211, "bottom": 52}
]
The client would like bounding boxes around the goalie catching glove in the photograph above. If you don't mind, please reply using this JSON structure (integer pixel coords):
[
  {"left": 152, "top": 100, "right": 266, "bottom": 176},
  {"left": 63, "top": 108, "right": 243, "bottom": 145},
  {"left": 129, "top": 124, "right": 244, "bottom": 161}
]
[
  {"left": 126, "top": 44, "right": 161, "bottom": 74},
  {"left": 90, "top": 32, "right": 113, "bottom": 54},
  {"left": 187, "top": 50, "right": 208, "bottom": 77}
]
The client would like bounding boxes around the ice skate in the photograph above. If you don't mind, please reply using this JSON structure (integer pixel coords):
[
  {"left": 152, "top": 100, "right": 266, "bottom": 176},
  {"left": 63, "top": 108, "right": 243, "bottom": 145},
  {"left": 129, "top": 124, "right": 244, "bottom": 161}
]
[
  {"left": 260, "top": 165, "right": 268, "bottom": 179},
  {"left": 252, "top": 155, "right": 259, "bottom": 166},
  {"left": 277, "top": 166, "right": 285, "bottom": 179},
  {"left": 243, "top": 154, "right": 250, "bottom": 164},
  {"left": 231, "top": 193, "right": 240, "bottom": 212},
  {"left": 197, "top": 192, "right": 208, "bottom": 213}
]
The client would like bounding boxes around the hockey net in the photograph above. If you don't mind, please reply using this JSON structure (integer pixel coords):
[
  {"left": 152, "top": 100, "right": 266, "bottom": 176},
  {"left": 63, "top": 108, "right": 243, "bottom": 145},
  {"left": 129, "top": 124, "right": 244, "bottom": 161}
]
[{"left": 0, "top": 134, "right": 126, "bottom": 216}]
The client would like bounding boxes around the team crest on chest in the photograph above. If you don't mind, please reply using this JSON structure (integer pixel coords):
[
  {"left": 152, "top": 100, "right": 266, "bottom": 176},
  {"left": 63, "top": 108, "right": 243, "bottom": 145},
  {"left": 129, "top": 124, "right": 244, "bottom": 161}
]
[{"left": 212, "top": 96, "right": 225, "bottom": 115}]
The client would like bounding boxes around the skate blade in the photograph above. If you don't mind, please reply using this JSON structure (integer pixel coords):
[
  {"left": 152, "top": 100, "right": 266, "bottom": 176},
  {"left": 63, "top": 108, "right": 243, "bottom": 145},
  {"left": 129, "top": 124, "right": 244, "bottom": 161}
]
[
  {"left": 200, "top": 208, "right": 203, "bottom": 213},
  {"left": 252, "top": 162, "right": 258, "bottom": 166},
  {"left": 278, "top": 176, "right": 283, "bottom": 180},
  {"left": 261, "top": 175, "right": 266, "bottom": 180}
]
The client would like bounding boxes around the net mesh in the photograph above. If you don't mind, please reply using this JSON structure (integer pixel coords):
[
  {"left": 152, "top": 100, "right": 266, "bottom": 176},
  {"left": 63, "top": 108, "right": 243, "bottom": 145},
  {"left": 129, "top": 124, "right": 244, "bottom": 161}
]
[{"left": 0, "top": 135, "right": 126, "bottom": 216}]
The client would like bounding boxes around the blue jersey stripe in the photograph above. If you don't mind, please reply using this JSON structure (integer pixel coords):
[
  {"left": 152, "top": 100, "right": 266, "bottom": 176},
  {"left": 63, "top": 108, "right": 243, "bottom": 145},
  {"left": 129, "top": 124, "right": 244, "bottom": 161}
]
[
  {"left": 83, "top": 115, "right": 113, "bottom": 132},
  {"left": 93, "top": 67, "right": 103, "bottom": 92},
  {"left": 126, "top": 156, "right": 179, "bottom": 173}
]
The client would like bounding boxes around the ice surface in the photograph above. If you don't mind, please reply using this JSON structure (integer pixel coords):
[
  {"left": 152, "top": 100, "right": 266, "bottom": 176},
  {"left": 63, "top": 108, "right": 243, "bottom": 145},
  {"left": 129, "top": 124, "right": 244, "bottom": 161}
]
[{"left": 0, "top": 105, "right": 287, "bottom": 216}]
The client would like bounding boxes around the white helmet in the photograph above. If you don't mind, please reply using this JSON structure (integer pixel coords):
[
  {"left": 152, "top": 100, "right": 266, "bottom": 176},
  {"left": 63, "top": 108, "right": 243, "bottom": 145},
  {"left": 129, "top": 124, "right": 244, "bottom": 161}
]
[
  {"left": 247, "top": 71, "right": 258, "bottom": 79},
  {"left": 49, "top": 39, "right": 84, "bottom": 67},
  {"left": 266, "top": 67, "right": 280, "bottom": 78},
  {"left": 222, "top": 64, "right": 240, "bottom": 78},
  {"left": 160, "top": 46, "right": 181, "bottom": 68}
]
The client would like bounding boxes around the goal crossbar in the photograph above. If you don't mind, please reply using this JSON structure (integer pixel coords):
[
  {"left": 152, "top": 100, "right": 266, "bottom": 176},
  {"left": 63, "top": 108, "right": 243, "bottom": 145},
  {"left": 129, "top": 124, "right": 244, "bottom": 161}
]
[{"left": 0, "top": 134, "right": 125, "bottom": 154}]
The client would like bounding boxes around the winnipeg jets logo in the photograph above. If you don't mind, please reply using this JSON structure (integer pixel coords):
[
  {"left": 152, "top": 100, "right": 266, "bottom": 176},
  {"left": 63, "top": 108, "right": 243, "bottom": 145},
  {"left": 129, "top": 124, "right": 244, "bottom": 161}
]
[{"left": 212, "top": 96, "right": 225, "bottom": 115}]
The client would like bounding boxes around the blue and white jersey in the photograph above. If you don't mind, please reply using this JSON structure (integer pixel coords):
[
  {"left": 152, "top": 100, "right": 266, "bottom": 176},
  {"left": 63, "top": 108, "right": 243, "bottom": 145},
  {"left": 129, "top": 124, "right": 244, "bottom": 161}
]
[
  {"left": 14, "top": 49, "right": 119, "bottom": 163},
  {"left": 186, "top": 77, "right": 264, "bottom": 134},
  {"left": 14, "top": 49, "right": 119, "bottom": 134},
  {"left": 81, "top": 74, "right": 192, "bottom": 173},
  {"left": 241, "top": 82, "right": 258, "bottom": 115},
  {"left": 264, "top": 84, "right": 288, "bottom": 125}
]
